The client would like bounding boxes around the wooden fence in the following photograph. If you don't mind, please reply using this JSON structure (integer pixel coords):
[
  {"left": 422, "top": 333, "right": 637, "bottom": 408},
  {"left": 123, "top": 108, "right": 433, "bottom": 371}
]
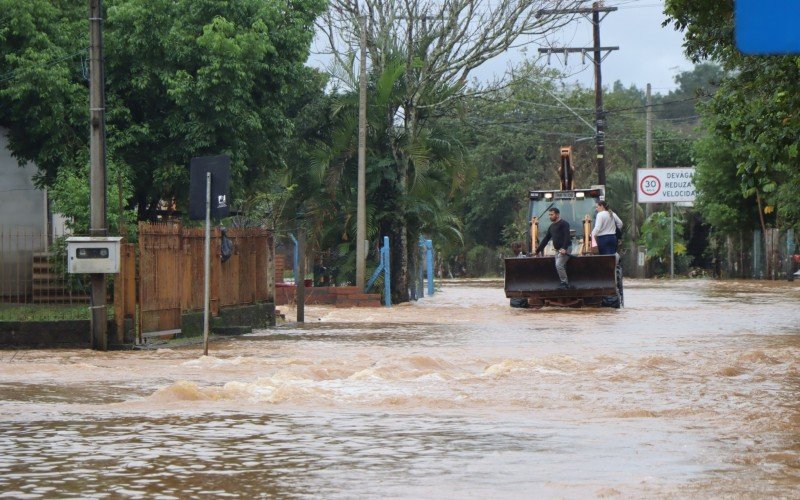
[{"left": 136, "top": 223, "right": 274, "bottom": 337}]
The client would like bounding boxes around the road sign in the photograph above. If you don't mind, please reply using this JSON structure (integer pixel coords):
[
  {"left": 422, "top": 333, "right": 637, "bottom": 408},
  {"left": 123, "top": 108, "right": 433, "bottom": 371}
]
[
  {"left": 736, "top": 1, "right": 800, "bottom": 54},
  {"left": 636, "top": 168, "right": 696, "bottom": 203},
  {"left": 189, "top": 155, "right": 231, "bottom": 220}
]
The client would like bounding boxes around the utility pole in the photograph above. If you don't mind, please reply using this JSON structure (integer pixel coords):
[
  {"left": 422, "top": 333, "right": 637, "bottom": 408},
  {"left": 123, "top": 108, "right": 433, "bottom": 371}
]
[
  {"left": 645, "top": 83, "right": 653, "bottom": 220},
  {"left": 356, "top": 14, "right": 367, "bottom": 291},
  {"left": 89, "top": 0, "right": 108, "bottom": 350},
  {"left": 646, "top": 83, "right": 653, "bottom": 169},
  {"left": 631, "top": 142, "right": 643, "bottom": 278},
  {"left": 538, "top": 2, "right": 618, "bottom": 185}
]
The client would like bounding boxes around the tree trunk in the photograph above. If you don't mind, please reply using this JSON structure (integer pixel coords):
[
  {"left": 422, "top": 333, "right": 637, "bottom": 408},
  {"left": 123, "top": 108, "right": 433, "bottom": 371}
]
[
  {"left": 390, "top": 223, "right": 409, "bottom": 303},
  {"left": 755, "top": 191, "right": 770, "bottom": 277}
]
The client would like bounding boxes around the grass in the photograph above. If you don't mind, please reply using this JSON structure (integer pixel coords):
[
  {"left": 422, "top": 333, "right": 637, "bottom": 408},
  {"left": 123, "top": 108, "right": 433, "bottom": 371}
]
[{"left": 0, "top": 304, "right": 114, "bottom": 322}]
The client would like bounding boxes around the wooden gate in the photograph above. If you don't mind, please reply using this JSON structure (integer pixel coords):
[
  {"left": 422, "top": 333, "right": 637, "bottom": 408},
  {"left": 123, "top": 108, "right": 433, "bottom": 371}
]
[{"left": 138, "top": 223, "right": 185, "bottom": 337}]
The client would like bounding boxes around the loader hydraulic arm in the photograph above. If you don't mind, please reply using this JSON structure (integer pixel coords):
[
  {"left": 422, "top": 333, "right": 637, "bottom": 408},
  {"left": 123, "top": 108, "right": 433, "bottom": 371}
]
[
  {"left": 559, "top": 146, "right": 575, "bottom": 190},
  {"left": 582, "top": 215, "right": 592, "bottom": 254},
  {"left": 530, "top": 217, "right": 539, "bottom": 255}
]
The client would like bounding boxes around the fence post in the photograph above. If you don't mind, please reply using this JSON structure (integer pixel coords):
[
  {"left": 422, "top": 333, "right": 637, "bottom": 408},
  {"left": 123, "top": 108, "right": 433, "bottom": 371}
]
[
  {"left": 753, "top": 229, "right": 763, "bottom": 279},
  {"left": 364, "top": 237, "right": 392, "bottom": 307},
  {"left": 383, "top": 236, "right": 391, "bottom": 307},
  {"left": 787, "top": 229, "right": 796, "bottom": 281},
  {"left": 425, "top": 239, "right": 434, "bottom": 296},
  {"left": 417, "top": 236, "right": 425, "bottom": 299},
  {"left": 297, "top": 227, "right": 306, "bottom": 322},
  {"left": 289, "top": 233, "right": 299, "bottom": 286}
]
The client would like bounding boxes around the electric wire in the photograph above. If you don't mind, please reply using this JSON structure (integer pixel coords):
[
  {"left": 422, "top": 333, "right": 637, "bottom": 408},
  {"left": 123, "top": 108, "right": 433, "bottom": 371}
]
[{"left": 0, "top": 50, "right": 87, "bottom": 85}]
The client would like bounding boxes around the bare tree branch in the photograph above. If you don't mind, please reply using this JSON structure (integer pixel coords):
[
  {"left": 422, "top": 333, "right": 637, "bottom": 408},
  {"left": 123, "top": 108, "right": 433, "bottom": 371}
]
[{"left": 321, "top": 0, "right": 581, "bottom": 110}]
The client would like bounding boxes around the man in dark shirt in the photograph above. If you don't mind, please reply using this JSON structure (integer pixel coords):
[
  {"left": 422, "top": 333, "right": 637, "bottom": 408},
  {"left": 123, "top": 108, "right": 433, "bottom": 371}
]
[{"left": 534, "top": 207, "right": 572, "bottom": 289}]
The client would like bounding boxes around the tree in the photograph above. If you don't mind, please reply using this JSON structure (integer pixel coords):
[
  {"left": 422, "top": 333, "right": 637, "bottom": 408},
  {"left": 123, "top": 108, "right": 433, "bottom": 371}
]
[
  {"left": 318, "top": 0, "right": 583, "bottom": 302},
  {"left": 306, "top": 55, "right": 472, "bottom": 289},
  {"left": 654, "top": 63, "right": 724, "bottom": 122},
  {"left": 0, "top": 0, "right": 87, "bottom": 186},
  {"left": 664, "top": 0, "right": 800, "bottom": 233},
  {"left": 640, "top": 211, "right": 686, "bottom": 275},
  {"left": 0, "top": 0, "right": 326, "bottom": 228}
]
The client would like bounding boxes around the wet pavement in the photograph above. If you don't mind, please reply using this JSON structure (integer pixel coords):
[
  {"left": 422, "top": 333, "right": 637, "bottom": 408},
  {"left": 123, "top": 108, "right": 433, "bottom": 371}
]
[{"left": 0, "top": 279, "right": 798, "bottom": 498}]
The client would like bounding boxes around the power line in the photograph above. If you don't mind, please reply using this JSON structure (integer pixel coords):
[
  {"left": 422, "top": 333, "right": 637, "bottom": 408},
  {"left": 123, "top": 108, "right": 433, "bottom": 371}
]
[
  {"left": 0, "top": 50, "right": 87, "bottom": 85},
  {"left": 538, "top": 2, "right": 619, "bottom": 185},
  {"left": 463, "top": 95, "right": 705, "bottom": 130}
]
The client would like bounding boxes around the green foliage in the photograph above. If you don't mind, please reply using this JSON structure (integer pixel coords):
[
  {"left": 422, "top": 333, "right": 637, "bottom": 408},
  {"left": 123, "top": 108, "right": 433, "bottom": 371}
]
[
  {"left": 48, "top": 159, "right": 138, "bottom": 236},
  {"left": 652, "top": 127, "right": 694, "bottom": 167},
  {"left": 604, "top": 169, "right": 643, "bottom": 241},
  {"left": 0, "top": 0, "right": 87, "bottom": 186},
  {"left": 0, "top": 0, "right": 326, "bottom": 224},
  {"left": 305, "top": 54, "right": 472, "bottom": 287},
  {"left": 233, "top": 169, "right": 297, "bottom": 231},
  {"left": 640, "top": 211, "right": 686, "bottom": 261},
  {"left": 665, "top": 0, "right": 800, "bottom": 232},
  {"left": 0, "top": 304, "right": 111, "bottom": 321},
  {"left": 654, "top": 63, "right": 725, "bottom": 121},
  {"left": 465, "top": 244, "right": 501, "bottom": 277},
  {"left": 692, "top": 133, "right": 756, "bottom": 233}
]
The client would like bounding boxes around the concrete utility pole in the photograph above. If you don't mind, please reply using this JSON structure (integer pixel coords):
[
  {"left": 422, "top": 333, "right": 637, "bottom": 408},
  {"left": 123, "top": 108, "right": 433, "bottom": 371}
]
[
  {"left": 356, "top": 14, "right": 367, "bottom": 290},
  {"left": 592, "top": 3, "right": 606, "bottom": 185},
  {"left": 645, "top": 83, "right": 653, "bottom": 220},
  {"left": 538, "top": 2, "right": 618, "bottom": 185},
  {"left": 89, "top": 0, "right": 108, "bottom": 350},
  {"left": 646, "top": 83, "right": 653, "bottom": 168}
]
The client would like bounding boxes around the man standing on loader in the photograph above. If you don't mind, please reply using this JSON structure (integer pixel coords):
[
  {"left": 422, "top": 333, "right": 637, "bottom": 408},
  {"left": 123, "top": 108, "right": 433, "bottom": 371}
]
[{"left": 534, "top": 207, "right": 572, "bottom": 289}]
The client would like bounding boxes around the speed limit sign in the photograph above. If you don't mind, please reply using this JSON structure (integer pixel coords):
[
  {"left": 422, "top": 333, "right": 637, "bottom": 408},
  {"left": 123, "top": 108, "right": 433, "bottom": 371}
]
[
  {"left": 636, "top": 168, "right": 696, "bottom": 203},
  {"left": 640, "top": 175, "right": 661, "bottom": 196}
]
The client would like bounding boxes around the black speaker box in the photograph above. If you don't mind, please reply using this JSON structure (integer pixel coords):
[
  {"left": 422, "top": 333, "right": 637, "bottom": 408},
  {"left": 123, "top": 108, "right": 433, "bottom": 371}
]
[{"left": 188, "top": 155, "right": 231, "bottom": 220}]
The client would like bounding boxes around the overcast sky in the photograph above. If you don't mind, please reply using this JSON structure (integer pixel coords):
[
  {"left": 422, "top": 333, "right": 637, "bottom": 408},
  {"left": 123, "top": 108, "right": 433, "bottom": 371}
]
[
  {"left": 311, "top": 1, "right": 695, "bottom": 94},
  {"left": 550, "top": 0, "right": 694, "bottom": 93},
  {"left": 472, "top": 1, "right": 694, "bottom": 93}
]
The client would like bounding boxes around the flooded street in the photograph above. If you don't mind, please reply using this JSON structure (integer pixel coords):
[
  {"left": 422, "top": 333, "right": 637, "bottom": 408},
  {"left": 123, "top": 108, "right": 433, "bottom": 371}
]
[{"left": 1, "top": 279, "right": 798, "bottom": 498}]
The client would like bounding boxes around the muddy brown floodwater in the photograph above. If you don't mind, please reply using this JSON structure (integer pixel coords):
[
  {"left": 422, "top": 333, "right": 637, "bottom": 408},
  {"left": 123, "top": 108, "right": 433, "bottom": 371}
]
[{"left": 0, "top": 279, "right": 798, "bottom": 498}]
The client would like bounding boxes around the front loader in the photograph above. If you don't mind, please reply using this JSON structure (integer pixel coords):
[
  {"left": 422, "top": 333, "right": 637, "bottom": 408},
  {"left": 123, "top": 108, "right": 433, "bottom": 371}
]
[{"left": 504, "top": 147, "right": 623, "bottom": 308}]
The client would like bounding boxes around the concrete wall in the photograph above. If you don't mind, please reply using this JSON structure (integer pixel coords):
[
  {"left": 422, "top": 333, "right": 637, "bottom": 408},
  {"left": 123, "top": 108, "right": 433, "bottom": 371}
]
[
  {"left": 0, "top": 128, "right": 45, "bottom": 232},
  {"left": 0, "top": 319, "right": 133, "bottom": 349},
  {"left": 0, "top": 128, "right": 47, "bottom": 297},
  {"left": 275, "top": 285, "right": 383, "bottom": 307}
]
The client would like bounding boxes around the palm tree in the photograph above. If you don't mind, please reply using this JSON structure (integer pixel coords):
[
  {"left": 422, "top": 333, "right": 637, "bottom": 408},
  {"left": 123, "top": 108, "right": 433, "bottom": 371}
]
[
  {"left": 303, "top": 54, "right": 472, "bottom": 298},
  {"left": 604, "top": 169, "right": 644, "bottom": 243}
]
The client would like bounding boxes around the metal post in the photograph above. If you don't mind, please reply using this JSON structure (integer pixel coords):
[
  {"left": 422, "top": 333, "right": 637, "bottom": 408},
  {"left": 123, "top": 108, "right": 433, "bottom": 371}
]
[
  {"left": 418, "top": 252, "right": 424, "bottom": 299},
  {"left": 356, "top": 14, "right": 367, "bottom": 290},
  {"left": 383, "top": 236, "right": 391, "bottom": 307},
  {"left": 787, "top": 229, "right": 795, "bottom": 281},
  {"left": 89, "top": 0, "right": 107, "bottom": 350},
  {"left": 669, "top": 202, "right": 674, "bottom": 278},
  {"left": 645, "top": 83, "right": 653, "bottom": 221},
  {"left": 297, "top": 226, "right": 306, "bottom": 322},
  {"left": 289, "top": 233, "right": 299, "bottom": 285},
  {"left": 426, "top": 239, "right": 434, "bottom": 296},
  {"left": 631, "top": 142, "right": 641, "bottom": 278},
  {"left": 203, "top": 172, "right": 211, "bottom": 356}
]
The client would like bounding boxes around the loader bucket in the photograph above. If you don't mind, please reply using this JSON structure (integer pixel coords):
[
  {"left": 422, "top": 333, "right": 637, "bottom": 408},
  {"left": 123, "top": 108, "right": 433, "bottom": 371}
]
[{"left": 504, "top": 255, "right": 618, "bottom": 300}]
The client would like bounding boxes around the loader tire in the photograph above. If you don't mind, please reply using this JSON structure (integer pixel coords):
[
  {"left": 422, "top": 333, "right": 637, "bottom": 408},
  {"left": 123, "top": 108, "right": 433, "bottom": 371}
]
[{"left": 510, "top": 298, "right": 529, "bottom": 308}]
